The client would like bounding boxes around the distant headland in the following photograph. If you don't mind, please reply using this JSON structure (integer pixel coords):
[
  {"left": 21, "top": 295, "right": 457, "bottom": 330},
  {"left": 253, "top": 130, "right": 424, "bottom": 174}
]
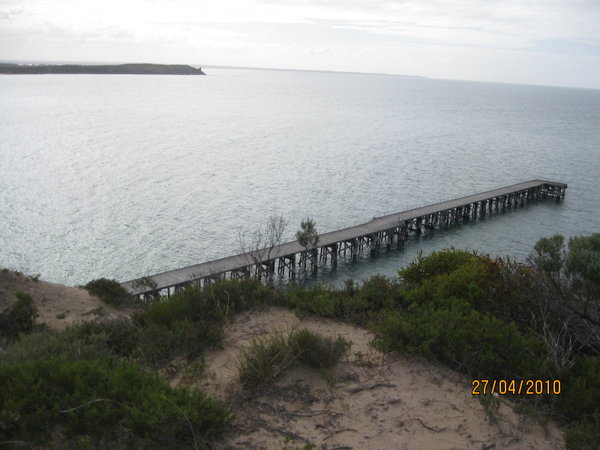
[{"left": 0, "top": 63, "right": 206, "bottom": 75}]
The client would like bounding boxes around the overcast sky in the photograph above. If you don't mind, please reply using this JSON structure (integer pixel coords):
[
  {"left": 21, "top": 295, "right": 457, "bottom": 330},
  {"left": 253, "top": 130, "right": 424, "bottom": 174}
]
[{"left": 1, "top": 0, "right": 599, "bottom": 88}]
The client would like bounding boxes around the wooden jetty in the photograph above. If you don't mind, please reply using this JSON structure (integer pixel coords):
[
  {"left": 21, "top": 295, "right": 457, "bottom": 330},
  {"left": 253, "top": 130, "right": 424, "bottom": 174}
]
[{"left": 122, "top": 179, "right": 566, "bottom": 299}]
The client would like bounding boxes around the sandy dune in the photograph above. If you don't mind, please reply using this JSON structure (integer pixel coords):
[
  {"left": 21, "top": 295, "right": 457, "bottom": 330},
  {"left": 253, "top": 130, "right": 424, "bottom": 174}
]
[
  {"left": 0, "top": 270, "right": 128, "bottom": 330},
  {"left": 179, "top": 307, "right": 564, "bottom": 450}
]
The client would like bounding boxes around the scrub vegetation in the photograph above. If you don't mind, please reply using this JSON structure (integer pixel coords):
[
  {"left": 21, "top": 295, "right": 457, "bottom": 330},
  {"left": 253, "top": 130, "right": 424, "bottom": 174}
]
[
  {"left": 83, "top": 277, "right": 134, "bottom": 307},
  {"left": 0, "top": 291, "right": 37, "bottom": 343},
  {"left": 1, "top": 233, "right": 598, "bottom": 448},
  {"left": 237, "top": 328, "right": 350, "bottom": 390}
]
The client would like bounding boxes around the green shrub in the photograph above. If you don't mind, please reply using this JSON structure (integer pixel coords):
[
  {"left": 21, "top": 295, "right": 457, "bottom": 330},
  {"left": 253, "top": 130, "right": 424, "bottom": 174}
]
[
  {"left": 375, "top": 250, "right": 556, "bottom": 379},
  {"left": 558, "top": 356, "right": 600, "bottom": 422},
  {"left": 132, "top": 280, "right": 282, "bottom": 365},
  {"left": 238, "top": 332, "right": 295, "bottom": 390},
  {"left": 137, "top": 280, "right": 280, "bottom": 329},
  {"left": 284, "top": 284, "right": 338, "bottom": 317},
  {"left": 284, "top": 277, "right": 402, "bottom": 324},
  {"left": 531, "top": 234, "right": 565, "bottom": 276},
  {"left": 0, "top": 357, "right": 230, "bottom": 448},
  {"left": 528, "top": 233, "right": 600, "bottom": 329},
  {"left": 136, "top": 319, "right": 222, "bottom": 367},
  {"left": 399, "top": 249, "right": 475, "bottom": 287},
  {"left": 202, "top": 279, "right": 282, "bottom": 315},
  {"left": 69, "top": 319, "right": 139, "bottom": 358},
  {"left": 136, "top": 289, "right": 195, "bottom": 327},
  {"left": 565, "top": 415, "right": 600, "bottom": 450},
  {"left": 376, "top": 298, "right": 548, "bottom": 379},
  {"left": 290, "top": 328, "right": 350, "bottom": 369},
  {"left": 399, "top": 253, "right": 489, "bottom": 309},
  {"left": 352, "top": 275, "right": 403, "bottom": 311},
  {"left": 84, "top": 278, "right": 132, "bottom": 306},
  {"left": 0, "top": 329, "right": 114, "bottom": 364},
  {"left": 237, "top": 329, "right": 350, "bottom": 390},
  {"left": 384, "top": 242, "right": 600, "bottom": 448},
  {"left": 0, "top": 316, "right": 218, "bottom": 370},
  {"left": 396, "top": 250, "right": 535, "bottom": 325},
  {"left": 0, "top": 291, "right": 37, "bottom": 342}
]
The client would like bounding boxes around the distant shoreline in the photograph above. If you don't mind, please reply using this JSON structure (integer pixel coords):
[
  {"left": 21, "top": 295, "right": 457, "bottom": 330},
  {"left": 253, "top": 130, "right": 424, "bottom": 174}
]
[
  {"left": 203, "top": 64, "right": 427, "bottom": 79},
  {"left": 0, "top": 63, "right": 206, "bottom": 75}
]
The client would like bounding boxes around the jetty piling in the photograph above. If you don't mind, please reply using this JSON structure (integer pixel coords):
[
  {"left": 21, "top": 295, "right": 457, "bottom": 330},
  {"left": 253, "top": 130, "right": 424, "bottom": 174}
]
[{"left": 122, "top": 179, "right": 566, "bottom": 300}]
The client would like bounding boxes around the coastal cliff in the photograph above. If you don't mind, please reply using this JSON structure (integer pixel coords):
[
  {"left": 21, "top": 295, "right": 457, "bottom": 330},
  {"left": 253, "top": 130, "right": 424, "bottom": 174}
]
[{"left": 0, "top": 63, "right": 206, "bottom": 75}]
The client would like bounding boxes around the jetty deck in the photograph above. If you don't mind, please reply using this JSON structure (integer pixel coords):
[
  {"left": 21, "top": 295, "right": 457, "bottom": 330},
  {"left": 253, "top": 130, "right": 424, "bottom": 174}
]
[{"left": 122, "top": 179, "right": 566, "bottom": 298}]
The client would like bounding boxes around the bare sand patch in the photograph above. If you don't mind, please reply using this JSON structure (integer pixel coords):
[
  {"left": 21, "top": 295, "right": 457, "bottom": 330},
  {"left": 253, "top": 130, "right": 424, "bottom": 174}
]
[
  {"left": 0, "top": 269, "right": 129, "bottom": 330},
  {"left": 176, "top": 306, "right": 564, "bottom": 450}
]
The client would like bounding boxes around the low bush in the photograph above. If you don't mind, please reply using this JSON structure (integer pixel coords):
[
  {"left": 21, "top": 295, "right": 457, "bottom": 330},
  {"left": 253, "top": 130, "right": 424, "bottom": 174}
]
[
  {"left": 237, "top": 329, "right": 350, "bottom": 390},
  {"left": 557, "top": 356, "right": 600, "bottom": 422},
  {"left": 137, "top": 280, "right": 280, "bottom": 328},
  {"left": 284, "top": 277, "right": 401, "bottom": 324},
  {"left": 0, "top": 328, "right": 115, "bottom": 364},
  {"left": 399, "top": 253, "right": 488, "bottom": 310},
  {"left": 0, "top": 314, "right": 218, "bottom": 369},
  {"left": 202, "top": 279, "right": 282, "bottom": 315},
  {"left": 350, "top": 275, "right": 403, "bottom": 312},
  {"left": 0, "top": 357, "right": 231, "bottom": 448},
  {"left": 69, "top": 319, "right": 139, "bottom": 358},
  {"left": 136, "top": 320, "right": 222, "bottom": 367},
  {"left": 565, "top": 415, "right": 600, "bottom": 450},
  {"left": 133, "top": 280, "right": 283, "bottom": 365},
  {"left": 376, "top": 299, "right": 548, "bottom": 379},
  {"left": 0, "top": 291, "right": 37, "bottom": 343},
  {"left": 290, "top": 328, "right": 351, "bottom": 369},
  {"left": 399, "top": 249, "right": 475, "bottom": 287},
  {"left": 284, "top": 284, "right": 338, "bottom": 318},
  {"left": 84, "top": 278, "right": 133, "bottom": 306},
  {"left": 238, "top": 332, "right": 294, "bottom": 390}
]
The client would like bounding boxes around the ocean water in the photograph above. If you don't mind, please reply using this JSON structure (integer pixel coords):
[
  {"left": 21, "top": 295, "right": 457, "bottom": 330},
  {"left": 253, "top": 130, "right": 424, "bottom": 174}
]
[{"left": 1, "top": 68, "right": 599, "bottom": 286}]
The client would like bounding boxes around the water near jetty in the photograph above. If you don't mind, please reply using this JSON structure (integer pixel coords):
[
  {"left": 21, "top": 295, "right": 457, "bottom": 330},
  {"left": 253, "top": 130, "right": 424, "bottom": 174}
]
[{"left": 1, "top": 68, "right": 599, "bottom": 286}]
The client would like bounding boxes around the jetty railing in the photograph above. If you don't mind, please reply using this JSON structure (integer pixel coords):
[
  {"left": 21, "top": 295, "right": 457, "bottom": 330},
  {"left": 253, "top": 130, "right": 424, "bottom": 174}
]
[{"left": 122, "top": 179, "right": 566, "bottom": 299}]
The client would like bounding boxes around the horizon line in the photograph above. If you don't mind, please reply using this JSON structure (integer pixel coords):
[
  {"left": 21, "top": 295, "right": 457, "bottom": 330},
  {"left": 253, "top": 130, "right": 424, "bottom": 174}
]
[{"left": 1, "top": 58, "right": 597, "bottom": 91}]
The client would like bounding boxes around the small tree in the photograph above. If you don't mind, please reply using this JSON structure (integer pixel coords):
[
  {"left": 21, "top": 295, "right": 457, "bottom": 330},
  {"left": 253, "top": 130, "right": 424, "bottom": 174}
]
[
  {"left": 532, "top": 234, "right": 565, "bottom": 277},
  {"left": 527, "top": 233, "right": 600, "bottom": 357},
  {"left": 296, "top": 218, "right": 319, "bottom": 251},
  {"left": 238, "top": 214, "right": 288, "bottom": 279},
  {"left": 566, "top": 234, "right": 600, "bottom": 319}
]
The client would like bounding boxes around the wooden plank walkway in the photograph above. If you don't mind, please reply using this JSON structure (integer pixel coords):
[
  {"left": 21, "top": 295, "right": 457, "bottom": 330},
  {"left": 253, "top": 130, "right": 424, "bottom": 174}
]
[{"left": 122, "top": 179, "right": 566, "bottom": 298}]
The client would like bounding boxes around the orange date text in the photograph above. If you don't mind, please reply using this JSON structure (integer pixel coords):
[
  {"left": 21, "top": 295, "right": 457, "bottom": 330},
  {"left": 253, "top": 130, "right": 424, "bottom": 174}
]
[{"left": 471, "top": 379, "right": 561, "bottom": 395}]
